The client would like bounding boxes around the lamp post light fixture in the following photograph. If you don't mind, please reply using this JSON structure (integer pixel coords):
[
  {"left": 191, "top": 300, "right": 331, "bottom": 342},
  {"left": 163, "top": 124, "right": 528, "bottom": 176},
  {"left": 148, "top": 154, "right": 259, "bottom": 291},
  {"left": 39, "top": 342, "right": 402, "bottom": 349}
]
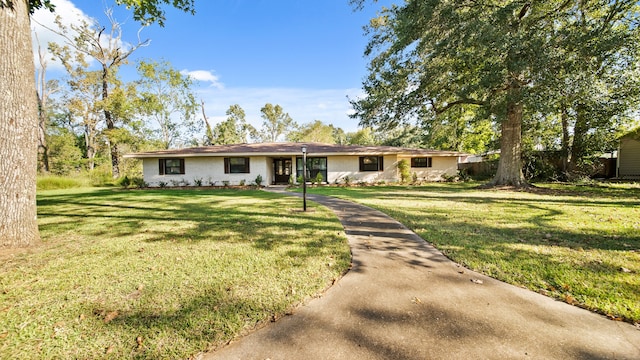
[{"left": 301, "top": 145, "right": 307, "bottom": 212}]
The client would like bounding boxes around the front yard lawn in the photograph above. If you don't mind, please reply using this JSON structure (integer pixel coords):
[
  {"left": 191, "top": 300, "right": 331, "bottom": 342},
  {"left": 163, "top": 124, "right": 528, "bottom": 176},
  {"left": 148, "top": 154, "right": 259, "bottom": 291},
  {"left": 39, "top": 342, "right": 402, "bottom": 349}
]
[
  {"left": 0, "top": 188, "right": 350, "bottom": 359},
  {"left": 308, "top": 182, "right": 640, "bottom": 325}
]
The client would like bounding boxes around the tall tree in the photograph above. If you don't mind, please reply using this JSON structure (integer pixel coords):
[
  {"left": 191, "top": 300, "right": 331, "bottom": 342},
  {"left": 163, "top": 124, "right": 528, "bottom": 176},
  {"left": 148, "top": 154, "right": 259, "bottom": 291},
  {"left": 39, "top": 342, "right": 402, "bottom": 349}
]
[
  {"left": 212, "top": 104, "right": 256, "bottom": 145},
  {"left": 257, "top": 103, "right": 296, "bottom": 142},
  {"left": 352, "top": 0, "right": 639, "bottom": 187},
  {"left": 135, "top": 59, "right": 198, "bottom": 149},
  {"left": 48, "top": 9, "right": 150, "bottom": 178},
  {"left": 34, "top": 33, "right": 59, "bottom": 173},
  {"left": 286, "top": 120, "right": 343, "bottom": 144},
  {"left": 0, "top": 0, "right": 41, "bottom": 247},
  {"left": 0, "top": 0, "right": 195, "bottom": 248}
]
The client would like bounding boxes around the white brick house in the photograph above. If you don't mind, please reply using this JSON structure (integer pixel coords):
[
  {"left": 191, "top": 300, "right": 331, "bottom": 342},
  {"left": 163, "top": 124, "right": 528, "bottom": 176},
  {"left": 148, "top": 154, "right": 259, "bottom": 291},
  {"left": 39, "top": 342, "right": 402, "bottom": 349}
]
[{"left": 124, "top": 142, "right": 465, "bottom": 186}]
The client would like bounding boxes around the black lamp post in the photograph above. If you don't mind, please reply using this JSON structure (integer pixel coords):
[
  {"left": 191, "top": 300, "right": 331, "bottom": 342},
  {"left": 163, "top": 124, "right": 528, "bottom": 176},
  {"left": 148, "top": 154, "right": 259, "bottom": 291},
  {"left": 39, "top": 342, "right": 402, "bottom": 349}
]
[{"left": 301, "top": 145, "right": 307, "bottom": 212}]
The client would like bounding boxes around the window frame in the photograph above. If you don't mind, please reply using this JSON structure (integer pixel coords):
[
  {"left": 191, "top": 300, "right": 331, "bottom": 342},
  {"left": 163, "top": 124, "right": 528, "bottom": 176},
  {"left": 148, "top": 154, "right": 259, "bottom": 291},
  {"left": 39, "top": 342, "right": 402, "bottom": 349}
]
[
  {"left": 359, "top": 156, "right": 384, "bottom": 172},
  {"left": 224, "top": 157, "right": 251, "bottom": 174},
  {"left": 159, "top": 158, "right": 185, "bottom": 175},
  {"left": 296, "top": 157, "right": 328, "bottom": 182},
  {"left": 411, "top": 157, "right": 433, "bottom": 168}
]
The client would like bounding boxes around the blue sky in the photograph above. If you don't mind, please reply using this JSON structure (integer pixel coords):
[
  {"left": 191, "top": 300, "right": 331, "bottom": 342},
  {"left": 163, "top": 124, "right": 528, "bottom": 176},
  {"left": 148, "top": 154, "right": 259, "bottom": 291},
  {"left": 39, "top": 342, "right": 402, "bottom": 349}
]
[{"left": 32, "top": 0, "right": 393, "bottom": 133}]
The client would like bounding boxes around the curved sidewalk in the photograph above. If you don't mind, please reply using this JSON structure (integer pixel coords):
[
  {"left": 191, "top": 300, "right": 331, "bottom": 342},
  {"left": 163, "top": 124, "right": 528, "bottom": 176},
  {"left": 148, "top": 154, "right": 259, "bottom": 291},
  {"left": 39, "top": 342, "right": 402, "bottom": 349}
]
[{"left": 205, "top": 190, "right": 640, "bottom": 360}]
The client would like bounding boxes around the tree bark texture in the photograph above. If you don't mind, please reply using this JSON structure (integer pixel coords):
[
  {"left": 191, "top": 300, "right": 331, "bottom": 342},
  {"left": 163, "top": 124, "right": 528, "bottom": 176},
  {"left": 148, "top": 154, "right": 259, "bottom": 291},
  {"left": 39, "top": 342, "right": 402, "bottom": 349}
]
[
  {"left": 489, "top": 100, "right": 526, "bottom": 187},
  {"left": 0, "top": 1, "right": 41, "bottom": 247},
  {"left": 102, "top": 66, "right": 120, "bottom": 178}
]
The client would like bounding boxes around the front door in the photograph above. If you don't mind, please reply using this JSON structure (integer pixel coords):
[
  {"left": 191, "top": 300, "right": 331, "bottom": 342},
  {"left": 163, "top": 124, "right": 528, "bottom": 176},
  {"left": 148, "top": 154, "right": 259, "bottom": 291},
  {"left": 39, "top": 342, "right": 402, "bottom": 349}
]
[{"left": 273, "top": 158, "right": 292, "bottom": 184}]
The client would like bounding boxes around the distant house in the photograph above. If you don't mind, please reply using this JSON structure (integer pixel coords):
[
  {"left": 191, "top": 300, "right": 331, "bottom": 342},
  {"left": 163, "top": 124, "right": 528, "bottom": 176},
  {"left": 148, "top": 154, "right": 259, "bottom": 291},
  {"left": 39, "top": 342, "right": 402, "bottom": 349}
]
[
  {"left": 617, "top": 128, "right": 640, "bottom": 179},
  {"left": 124, "top": 142, "right": 465, "bottom": 186}
]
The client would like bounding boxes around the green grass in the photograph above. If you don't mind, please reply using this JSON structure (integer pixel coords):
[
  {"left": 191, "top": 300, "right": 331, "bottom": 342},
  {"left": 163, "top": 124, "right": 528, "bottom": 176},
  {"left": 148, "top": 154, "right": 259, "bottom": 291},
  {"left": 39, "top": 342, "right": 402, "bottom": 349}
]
[
  {"left": 1, "top": 188, "right": 350, "bottom": 359},
  {"left": 307, "top": 182, "right": 640, "bottom": 325},
  {"left": 36, "top": 175, "right": 92, "bottom": 190}
]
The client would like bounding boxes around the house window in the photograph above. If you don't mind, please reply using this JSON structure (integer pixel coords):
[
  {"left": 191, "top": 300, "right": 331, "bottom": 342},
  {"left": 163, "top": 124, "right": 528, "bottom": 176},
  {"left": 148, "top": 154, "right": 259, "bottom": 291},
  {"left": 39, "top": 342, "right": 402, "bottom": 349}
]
[
  {"left": 296, "top": 157, "right": 327, "bottom": 181},
  {"left": 159, "top": 158, "right": 185, "bottom": 175},
  {"left": 359, "top": 156, "right": 384, "bottom": 172},
  {"left": 411, "top": 157, "right": 433, "bottom": 168},
  {"left": 224, "top": 157, "right": 250, "bottom": 173}
]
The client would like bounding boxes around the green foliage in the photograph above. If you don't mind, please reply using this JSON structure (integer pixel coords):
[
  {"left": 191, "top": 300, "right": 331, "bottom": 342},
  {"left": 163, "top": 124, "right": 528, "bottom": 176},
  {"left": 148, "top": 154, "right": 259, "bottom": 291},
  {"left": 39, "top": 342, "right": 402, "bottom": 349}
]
[
  {"left": 287, "top": 120, "right": 344, "bottom": 144},
  {"left": 314, "top": 172, "right": 323, "bottom": 184},
  {"left": 255, "top": 174, "right": 263, "bottom": 187},
  {"left": 193, "top": 177, "right": 203, "bottom": 187},
  {"left": 397, "top": 159, "right": 410, "bottom": 184},
  {"left": 239, "top": 179, "right": 246, "bottom": 186},
  {"left": 114, "top": 0, "right": 196, "bottom": 27},
  {"left": 346, "top": 127, "right": 377, "bottom": 145},
  {"left": 257, "top": 103, "right": 296, "bottom": 142},
  {"left": 212, "top": 105, "right": 256, "bottom": 145},
  {"left": 354, "top": 0, "right": 640, "bottom": 185},
  {"left": 117, "top": 175, "right": 131, "bottom": 188},
  {"left": 135, "top": 59, "right": 198, "bottom": 149}
]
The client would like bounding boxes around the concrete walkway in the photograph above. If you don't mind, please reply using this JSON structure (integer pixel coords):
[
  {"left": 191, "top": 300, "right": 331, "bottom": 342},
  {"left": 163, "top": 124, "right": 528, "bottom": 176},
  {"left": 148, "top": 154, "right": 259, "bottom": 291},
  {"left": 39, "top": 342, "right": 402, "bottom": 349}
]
[{"left": 204, "top": 189, "right": 640, "bottom": 359}]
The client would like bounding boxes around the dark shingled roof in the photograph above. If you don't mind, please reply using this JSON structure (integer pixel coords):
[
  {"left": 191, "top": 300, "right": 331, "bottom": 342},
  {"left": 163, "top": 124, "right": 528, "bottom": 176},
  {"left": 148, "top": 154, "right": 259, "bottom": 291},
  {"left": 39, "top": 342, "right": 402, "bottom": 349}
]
[{"left": 124, "top": 142, "right": 466, "bottom": 158}]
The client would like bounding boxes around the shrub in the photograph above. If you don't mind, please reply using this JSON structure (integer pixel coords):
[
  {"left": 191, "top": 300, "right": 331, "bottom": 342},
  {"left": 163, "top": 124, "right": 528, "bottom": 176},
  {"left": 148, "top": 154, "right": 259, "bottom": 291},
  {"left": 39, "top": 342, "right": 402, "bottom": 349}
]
[
  {"left": 255, "top": 174, "right": 263, "bottom": 187},
  {"left": 117, "top": 176, "right": 131, "bottom": 188},
  {"left": 239, "top": 179, "right": 246, "bottom": 186},
  {"left": 314, "top": 172, "right": 323, "bottom": 185},
  {"left": 207, "top": 177, "right": 216, "bottom": 186},
  {"left": 397, "top": 159, "right": 411, "bottom": 183},
  {"left": 297, "top": 175, "right": 304, "bottom": 184},
  {"left": 412, "top": 172, "right": 419, "bottom": 184},
  {"left": 132, "top": 177, "right": 147, "bottom": 188},
  {"left": 194, "top": 178, "right": 203, "bottom": 187},
  {"left": 170, "top": 179, "right": 181, "bottom": 187},
  {"left": 343, "top": 175, "right": 352, "bottom": 186},
  {"left": 158, "top": 181, "right": 167, "bottom": 188},
  {"left": 222, "top": 180, "right": 230, "bottom": 187}
]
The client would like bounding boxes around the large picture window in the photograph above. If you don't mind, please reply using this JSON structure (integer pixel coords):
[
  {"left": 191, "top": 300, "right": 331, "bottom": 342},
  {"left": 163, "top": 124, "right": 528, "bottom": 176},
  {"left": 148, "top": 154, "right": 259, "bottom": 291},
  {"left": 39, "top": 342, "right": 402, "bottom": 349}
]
[
  {"left": 159, "top": 158, "right": 185, "bottom": 175},
  {"left": 296, "top": 157, "right": 327, "bottom": 182},
  {"left": 411, "top": 157, "right": 433, "bottom": 168},
  {"left": 359, "top": 156, "right": 384, "bottom": 172},
  {"left": 224, "top": 157, "right": 250, "bottom": 173}
]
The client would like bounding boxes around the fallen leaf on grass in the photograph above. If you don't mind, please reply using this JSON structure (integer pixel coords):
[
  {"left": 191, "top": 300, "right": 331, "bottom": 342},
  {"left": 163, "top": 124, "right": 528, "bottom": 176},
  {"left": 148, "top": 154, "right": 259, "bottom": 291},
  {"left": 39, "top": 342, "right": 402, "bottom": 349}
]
[
  {"left": 470, "top": 279, "right": 484, "bottom": 284},
  {"left": 411, "top": 297, "right": 422, "bottom": 304},
  {"left": 104, "top": 311, "right": 119, "bottom": 324},
  {"left": 620, "top": 267, "right": 632, "bottom": 273},
  {"left": 0, "top": 332, "right": 8, "bottom": 339},
  {"left": 105, "top": 345, "right": 114, "bottom": 354},
  {"left": 136, "top": 336, "right": 144, "bottom": 349}
]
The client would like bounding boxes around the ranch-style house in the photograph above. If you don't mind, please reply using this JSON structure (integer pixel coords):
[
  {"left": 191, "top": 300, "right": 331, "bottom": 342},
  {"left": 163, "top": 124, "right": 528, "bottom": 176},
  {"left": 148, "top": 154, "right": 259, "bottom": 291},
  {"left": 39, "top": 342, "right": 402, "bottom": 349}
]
[{"left": 124, "top": 142, "right": 466, "bottom": 186}]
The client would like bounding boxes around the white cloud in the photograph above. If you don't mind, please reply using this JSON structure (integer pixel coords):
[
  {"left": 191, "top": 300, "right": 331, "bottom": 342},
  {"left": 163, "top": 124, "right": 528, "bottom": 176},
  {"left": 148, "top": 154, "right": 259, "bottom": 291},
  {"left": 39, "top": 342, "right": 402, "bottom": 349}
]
[
  {"left": 196, "top": 86, "right": 363, "bottom": 133},
  {"left": 181, "top": 69, "right": 224, "bottom": 89},
  {"left": 31, "top": 0, "right": 94, "bottom": 72}
]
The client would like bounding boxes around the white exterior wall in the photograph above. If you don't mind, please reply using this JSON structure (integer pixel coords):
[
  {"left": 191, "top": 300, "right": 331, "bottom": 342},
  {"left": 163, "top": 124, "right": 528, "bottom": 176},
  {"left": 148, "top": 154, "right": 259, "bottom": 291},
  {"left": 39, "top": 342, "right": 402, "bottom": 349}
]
[
  {"left": 398, "top": 156, "right": 459, "bottom": 181},
  {"left": 618, "top": 137, "right": 640, "bottom": 178},
  {"left": 143, "top": 156, "right": 270, "bottom": 187},
  {"left": 326, "top": 155, "right": 398, "bottom": 184},
  {"left": 142, "top": 154, "right": 460, "bottom": 186}
]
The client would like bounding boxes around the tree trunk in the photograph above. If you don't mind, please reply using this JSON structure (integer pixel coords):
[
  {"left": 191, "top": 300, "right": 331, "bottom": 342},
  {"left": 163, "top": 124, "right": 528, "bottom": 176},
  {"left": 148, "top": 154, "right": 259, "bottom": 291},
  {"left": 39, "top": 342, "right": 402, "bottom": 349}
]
[
  {"left": 0, "top": 1, "right": 41, "bottom": 247},
  {"left": 37, "top": 91, "right": 49, "bottom": 173},
  {"left": 102, "top": 66, "right": 120, "bottom": 178},
  {"left": 488, "top": 100, "right": 527, "bottom": 187},
  {"left": 569, "top": 103, "right": 588, "bottom": 175},
  {"left": 560, "top": 104, "right": 570, "bottom": 175}
]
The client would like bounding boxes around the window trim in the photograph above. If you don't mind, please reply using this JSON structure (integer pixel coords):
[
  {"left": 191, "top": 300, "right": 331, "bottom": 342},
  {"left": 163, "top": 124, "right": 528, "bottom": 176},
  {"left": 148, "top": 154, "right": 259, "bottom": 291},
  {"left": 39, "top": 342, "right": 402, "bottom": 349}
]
[
  {"left": 359, "top": 156, "right": 384, "bottom": 172},
  {"left": 296, "top": 156, "right": 328, "bottom": 182},
  {"left": 411, "top": 157, "right": 433, "bottom": 168},
  {"left": 159, "top": 158, "right": 185, "bottom": 175},
  {"left": 224, "top": 157, "right": 251, "bottom": 174}
]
